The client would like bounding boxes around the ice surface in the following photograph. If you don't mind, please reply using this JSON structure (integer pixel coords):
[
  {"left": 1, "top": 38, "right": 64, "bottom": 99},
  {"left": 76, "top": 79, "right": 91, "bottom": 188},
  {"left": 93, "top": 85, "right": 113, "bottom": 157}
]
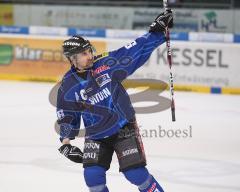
[{"left": 0, "top": 80, "right": 240, "bottom": 192}]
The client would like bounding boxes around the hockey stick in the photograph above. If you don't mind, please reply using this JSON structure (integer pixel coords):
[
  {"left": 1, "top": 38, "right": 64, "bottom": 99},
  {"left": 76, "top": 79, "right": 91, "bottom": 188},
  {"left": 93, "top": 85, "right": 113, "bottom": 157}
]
[{"left": 163, "top": 0, "right": 176, "bottom": 121}]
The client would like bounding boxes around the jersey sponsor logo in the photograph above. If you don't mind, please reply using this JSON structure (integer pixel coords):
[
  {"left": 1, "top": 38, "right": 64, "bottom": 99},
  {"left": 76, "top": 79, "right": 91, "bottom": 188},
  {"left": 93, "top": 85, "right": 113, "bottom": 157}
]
[
  {"left": 84, "top": 142, "right": 100, "bottom": 150},
  {"left": 75, "top": 89, "right": 88, "bottom": 102},
  {"left": 83, "top": 152, "right": 97, "bottom": 159},
  {"left": 95, "top": 73, "right": 111, "bottom": 87},
  {"left": 122, "top": 148, "right": 138, "bottom": 157},
  {"left": 80, "top": 89, "right": 88, "bottom": 100},
  {"left": 93, "top": 65, "right": 110, "bottom": 75},
  {"left": 89, "top": 87, "right": 111, "bottom": 105},
  {"left": 75, "top": 87, "right": 111, "bottom": 105}
]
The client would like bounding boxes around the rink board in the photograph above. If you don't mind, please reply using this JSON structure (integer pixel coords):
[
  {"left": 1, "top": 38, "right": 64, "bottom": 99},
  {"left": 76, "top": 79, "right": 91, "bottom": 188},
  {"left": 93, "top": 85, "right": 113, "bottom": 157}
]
[{"left": 0, "top": 34, "right": 240, "bottom": 94}]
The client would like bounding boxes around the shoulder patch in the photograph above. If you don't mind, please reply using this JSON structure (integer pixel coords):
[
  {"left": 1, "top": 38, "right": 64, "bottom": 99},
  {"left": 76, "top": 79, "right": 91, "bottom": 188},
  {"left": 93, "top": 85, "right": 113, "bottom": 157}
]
[{"left": 94, "top": 52, "right": 109, "bottom": 62}]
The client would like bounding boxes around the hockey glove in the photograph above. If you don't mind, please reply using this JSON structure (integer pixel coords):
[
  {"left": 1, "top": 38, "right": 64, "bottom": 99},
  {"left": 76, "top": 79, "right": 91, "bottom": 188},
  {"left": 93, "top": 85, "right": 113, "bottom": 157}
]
[
  {"left": 58, "top": 144, "right": 83, "bottom": 163},
  {"left": 149, "top": 9, "right": 173, "bottom": 33}
]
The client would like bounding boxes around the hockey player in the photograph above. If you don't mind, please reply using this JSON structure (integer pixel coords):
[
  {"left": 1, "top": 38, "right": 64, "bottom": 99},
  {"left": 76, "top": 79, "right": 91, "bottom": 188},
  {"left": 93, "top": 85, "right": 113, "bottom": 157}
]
[{"left": 57, "top": 10, "right": 173, "bottom": 192}]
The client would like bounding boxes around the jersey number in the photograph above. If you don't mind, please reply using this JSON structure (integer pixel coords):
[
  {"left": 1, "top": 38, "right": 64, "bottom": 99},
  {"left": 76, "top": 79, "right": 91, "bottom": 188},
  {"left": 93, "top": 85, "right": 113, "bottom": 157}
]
[{"left": 125, "top": 41, "right": 137, "bottom": 49}]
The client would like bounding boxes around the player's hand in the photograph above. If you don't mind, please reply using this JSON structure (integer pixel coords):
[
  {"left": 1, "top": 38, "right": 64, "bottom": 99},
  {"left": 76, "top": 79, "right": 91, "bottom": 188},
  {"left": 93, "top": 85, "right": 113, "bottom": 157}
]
[
  {"left": 149, "top": 9, "right": 173, "bottom": 32},
  {"left": 58, "top": 144, "right": 83, "bottom": 163}
]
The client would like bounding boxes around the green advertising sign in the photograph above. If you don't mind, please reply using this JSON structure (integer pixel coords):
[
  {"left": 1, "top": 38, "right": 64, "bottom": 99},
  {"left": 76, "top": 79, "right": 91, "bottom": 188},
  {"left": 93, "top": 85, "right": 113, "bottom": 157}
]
[{"left": 0, "top": 44, "right": 13, "bottom": 65}]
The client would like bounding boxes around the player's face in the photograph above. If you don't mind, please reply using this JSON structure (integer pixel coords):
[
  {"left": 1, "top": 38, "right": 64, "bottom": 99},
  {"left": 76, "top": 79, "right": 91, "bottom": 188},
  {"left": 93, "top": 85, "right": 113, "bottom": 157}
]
[{"left": 71, "top": 48, "right": 94, "bottom": 70}]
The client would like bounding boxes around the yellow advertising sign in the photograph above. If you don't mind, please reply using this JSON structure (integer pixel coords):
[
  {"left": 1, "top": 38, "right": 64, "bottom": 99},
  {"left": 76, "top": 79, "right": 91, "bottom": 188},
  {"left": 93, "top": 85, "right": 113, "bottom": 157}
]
[
  {"left": 0, "top": 36, "right": 107, "bottom": 81},
  {"left": 0, "top": 4, "right": 13, "bottom": 25}
]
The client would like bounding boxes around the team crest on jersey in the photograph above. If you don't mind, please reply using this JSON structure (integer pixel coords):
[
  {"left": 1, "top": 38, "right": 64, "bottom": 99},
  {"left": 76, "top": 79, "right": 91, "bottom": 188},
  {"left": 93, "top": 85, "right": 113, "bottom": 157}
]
[{"left": 95, "top": 73, "right": 111, "bottom": 87}]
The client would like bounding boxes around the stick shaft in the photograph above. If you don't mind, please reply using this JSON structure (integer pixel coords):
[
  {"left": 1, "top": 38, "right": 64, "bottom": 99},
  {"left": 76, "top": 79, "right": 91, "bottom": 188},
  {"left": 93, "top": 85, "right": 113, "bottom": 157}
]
[
  {"left": 163, "top": 0, "right": 176, "bottom": 121},
  {"left": 163, "top": 0, "right": 168, "bottom": 10}
]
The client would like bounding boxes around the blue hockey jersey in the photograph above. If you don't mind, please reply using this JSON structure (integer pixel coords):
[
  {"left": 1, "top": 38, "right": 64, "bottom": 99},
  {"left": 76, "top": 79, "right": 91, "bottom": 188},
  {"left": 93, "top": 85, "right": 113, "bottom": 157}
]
[{"left": 56, "top": 32, "right": 166, "bottom": 140}]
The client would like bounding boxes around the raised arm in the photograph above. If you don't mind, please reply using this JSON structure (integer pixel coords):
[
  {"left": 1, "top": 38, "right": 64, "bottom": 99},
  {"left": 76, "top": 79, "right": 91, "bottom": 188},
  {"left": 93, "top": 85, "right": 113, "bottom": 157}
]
[{"left": 107, "top": 10, "right": 173, "bottom": 81}]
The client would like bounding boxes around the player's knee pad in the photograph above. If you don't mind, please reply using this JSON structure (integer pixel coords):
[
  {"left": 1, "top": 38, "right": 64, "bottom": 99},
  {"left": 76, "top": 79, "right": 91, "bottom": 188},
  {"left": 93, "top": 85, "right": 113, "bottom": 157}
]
[
  {"left": 123, "top": 167, "right": 149, "bottom": 186},
  {"left": 84, "top": 166, "right": 107, "bottom": 188}
]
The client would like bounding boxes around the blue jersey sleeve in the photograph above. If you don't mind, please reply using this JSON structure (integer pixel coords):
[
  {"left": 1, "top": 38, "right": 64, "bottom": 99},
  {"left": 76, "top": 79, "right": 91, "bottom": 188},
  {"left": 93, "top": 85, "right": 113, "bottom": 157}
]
[
  {"left": 56, "top": 82, "right": 81, "bottom": 141},
  {"left": 108, "top": 32, "right": 166, "bottom": 80}
]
